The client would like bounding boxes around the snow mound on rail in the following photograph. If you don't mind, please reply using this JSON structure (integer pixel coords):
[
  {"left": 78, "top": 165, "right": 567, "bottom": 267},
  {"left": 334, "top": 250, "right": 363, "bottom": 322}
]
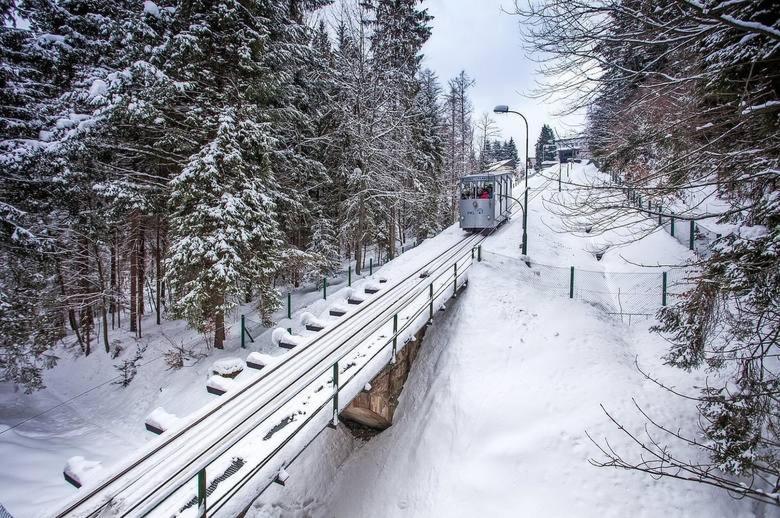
[
  {"left": 271, "top": 328, "right": 305, "bottom": 347},
  {"left": 63, "top": 456, "right": 103, "bottom": 488}
]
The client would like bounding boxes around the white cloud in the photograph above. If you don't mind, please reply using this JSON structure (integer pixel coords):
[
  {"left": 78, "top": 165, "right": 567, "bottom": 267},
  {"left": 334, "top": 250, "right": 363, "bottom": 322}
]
[{"left": 421, "top": 0, "right": 585, "bottom": 159}]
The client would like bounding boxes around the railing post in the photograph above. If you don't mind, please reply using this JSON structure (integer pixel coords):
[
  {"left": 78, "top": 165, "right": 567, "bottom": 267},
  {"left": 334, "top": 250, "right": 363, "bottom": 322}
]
[
  {"left": 662, "top": 272, "right": 668, "bottom": 307},
  {"left": 569, "top": 266, "right": 575, "bottom": 299},
  {"left": 348, "top": 265, "right": 352, "bottom": 287},
  {"left": 670, "top": 214, "right": 675, "bottom": 237},
  {"left": 197, "top": 468, "right": 207, "bottom": 518},
  {"left": 477, "top": 245, "right": 482, "bottom": 262},
  {"left": 452, "top": 263, "right": 458, "bottom": 298},
  {"left": 689, "top": 220, "right": 695, "bottom": 250},
  {"left": 287, "top": 292, "right": 291, "bottom": 319},
  {"left": 241, "top": 314, "right": 246, "bottom": 349},
  {"left": 471, "top": 247, "right": 474, "bottom": 259},
  {"left": 658, "top": 204, "right": 662, "bottom": 225},
  {"left": 370, "top": 258, "right": 373, "bottom": 276},
  {"left": 332, "top": 362, "right": 339, "bottom": 427},
  {"left": 323, "top": 277, "right": 327, "bottom": 299},
  {"left": 392, "top": 314, "right": 398, "bottom": 364},
  {"left": 428, "top": 283, "right": 434, "bottom": 323}
]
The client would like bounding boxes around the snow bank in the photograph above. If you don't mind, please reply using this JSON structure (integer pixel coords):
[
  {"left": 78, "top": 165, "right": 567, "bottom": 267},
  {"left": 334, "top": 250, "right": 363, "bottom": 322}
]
[
  {"left": 63, "top": 456, "right": 103, "bottom": 488},
  {"left": 145, "top": 407, "right": 181, "bottom": 434},
  {"left": 211, "top": 358, "right": 245, "bottom": 377}
]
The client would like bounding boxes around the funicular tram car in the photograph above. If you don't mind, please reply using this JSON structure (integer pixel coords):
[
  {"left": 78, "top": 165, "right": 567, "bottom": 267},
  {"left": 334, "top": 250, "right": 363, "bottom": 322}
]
[{"left": 459, "top": 167, "right": 514, "bottom": 231}]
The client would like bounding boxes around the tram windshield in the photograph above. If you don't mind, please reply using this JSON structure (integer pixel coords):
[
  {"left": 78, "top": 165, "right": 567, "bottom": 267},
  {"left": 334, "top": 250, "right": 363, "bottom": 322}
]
[{"left": 461, "top": 180, "right": 493, "bottom": 200}]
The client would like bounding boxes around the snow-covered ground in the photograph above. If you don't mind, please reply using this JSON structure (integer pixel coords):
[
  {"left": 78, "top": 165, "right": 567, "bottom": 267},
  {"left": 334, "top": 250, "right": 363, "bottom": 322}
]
[
  {"left": 246, "top": 162, "right": 760, "bottom": 518},
  {"left": 0, "top": 161, "right": 760, "bottom": 517},
  {"left": 0, "top": 217, "right": 468, "bottom": 517}
]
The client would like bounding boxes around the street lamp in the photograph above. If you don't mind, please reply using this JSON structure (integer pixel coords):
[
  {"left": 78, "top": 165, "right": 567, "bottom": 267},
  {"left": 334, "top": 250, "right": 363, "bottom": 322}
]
[{"left": 493, "top": 104, "right": 529, "bottom": 256}]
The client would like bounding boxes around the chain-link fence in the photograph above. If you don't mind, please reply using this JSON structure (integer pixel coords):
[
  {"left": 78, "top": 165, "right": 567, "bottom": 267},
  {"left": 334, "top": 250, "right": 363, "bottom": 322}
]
[
  {"left": 618, "top": 185, "right": 722, "bottom": 258},
  {"left": 484, "top": 250, "right": 695, "bottom": 324}
]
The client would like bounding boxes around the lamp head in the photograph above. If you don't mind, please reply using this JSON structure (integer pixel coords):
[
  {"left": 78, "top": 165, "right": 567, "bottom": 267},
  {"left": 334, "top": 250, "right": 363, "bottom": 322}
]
[{"left": 493, "top": 104, "right": 509, "bottom": 114}]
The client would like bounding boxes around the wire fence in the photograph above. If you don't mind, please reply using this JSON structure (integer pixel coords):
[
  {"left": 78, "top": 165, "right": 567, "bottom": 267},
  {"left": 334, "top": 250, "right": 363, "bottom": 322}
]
[
  {"left": 614, "top": 179, "right": 722, "bottom": 258},
  {"left": 484, "top": 250, "right": 696, "bottom": 324}
]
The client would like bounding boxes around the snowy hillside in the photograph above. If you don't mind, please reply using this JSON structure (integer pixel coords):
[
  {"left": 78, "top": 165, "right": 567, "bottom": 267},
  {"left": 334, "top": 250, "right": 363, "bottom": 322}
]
[{"left": 246, "top": 162, "right": 761, "bottom": 517}]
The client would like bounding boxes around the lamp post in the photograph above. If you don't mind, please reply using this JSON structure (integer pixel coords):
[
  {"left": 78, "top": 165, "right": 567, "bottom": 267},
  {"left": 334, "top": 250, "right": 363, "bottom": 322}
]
[{"left": 493, "top": 104, "right": 529, "bottom": 256}]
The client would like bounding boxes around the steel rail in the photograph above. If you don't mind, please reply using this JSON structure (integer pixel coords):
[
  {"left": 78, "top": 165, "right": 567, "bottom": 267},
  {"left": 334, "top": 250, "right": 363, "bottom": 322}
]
[
  {"left": 57, "top": 231, "right": 484, "bottom": 517},
  {"left": 209, "top": 258, "right": 476, "bottom": 516},
  {"left": 122, "top": 237, "right": 482, "bottom": 516}
]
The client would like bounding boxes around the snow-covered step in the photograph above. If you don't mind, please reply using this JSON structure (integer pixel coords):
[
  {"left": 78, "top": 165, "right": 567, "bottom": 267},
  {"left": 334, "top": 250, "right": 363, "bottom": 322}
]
[
  {"left": 301, "top": 312, "right": 326, "bottom": 332},
  {"left": 272, "top": 328, "right": 304, "bottom": 350},
  {"left": 246, "top": 352, "right": 274, "bottom": 370},
  {"left": 378, "top": 277, "right": 388, "bottom": 284},
  {"left": 206, "top": 375, "right": 235, "bottom": 396},
  {"left": 63, "top": 457, "right": 103, "bottom": 489},
  {"left": 364, "top": 282, "right": 381, "bottom": 294},
  {"left": 273, "top": 466, "right": 290, "bottom": 486},
  {"left": 144, "top": 407, "right": 181, "bottom": 435},
  {"left": 329, "top": 304, "right": 348, "bottom": 316},
  {"left": 211, "top": 358, "right": 245, "bottom": 379}
]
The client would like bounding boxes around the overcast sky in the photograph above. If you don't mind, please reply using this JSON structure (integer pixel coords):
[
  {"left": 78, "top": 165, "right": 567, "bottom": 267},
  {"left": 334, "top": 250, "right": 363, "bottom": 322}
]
[{"left": 421, "top": 0, "right": 584, "bottom": 160}]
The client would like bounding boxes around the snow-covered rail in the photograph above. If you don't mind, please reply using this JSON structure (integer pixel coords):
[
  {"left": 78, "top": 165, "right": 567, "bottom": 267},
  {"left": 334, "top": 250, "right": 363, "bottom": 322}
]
[{"left": 54, "top": 230, "right": 488, "bottom": 517}]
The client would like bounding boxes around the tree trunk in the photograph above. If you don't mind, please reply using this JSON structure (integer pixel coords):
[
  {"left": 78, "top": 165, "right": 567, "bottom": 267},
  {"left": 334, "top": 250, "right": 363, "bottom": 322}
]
[
  {"left": 355, "top": 200, "right": 365, "bottom": 275},
  {"left": 138, "top": 219, "right": 145, "bottom": 315},
  {"left": 156, "top": 215, "right": 161, "bottom": 325},
  {"left": 130, "top": 211, "right": 138, "bottom": 333},
  {"left": 57, "top": 261, "right": 83, "bottom": 347},
  {"left": 93, "top": 241, "right": 110, "bottom": 353},
  {"left": 214, "top": 292, "right": 225, "bottom": 349},
  {"left": 388, "top": 204, "right": 395, "bottom": 260},
  {"left": 110, "top": 234, "right": 116, "bottom": 329},
  {"left": 77, "top": 236, "right": 92, "bottom": 356}
]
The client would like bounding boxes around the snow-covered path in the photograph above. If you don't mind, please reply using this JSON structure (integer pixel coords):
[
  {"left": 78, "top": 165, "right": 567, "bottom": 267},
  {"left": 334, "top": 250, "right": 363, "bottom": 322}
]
[
  {"left": 318, "top": 263, "right": 750, "bottom": 517},
  {"left": 250, "top": 162, "right": 757, "bottom": 517}
]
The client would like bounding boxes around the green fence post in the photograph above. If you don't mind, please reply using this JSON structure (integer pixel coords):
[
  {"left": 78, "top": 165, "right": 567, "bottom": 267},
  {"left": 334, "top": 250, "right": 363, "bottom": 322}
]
[
  {"left": 370, "top": 258, "right": 373, "bottom": 276},
  {"left": 287, "top": 292, "right": 291, "bottom": 319},
  {"left": 471, "top": 247, "right": 474, "bottom": 259},
  {"left": 670, "top": 214, "right": 675, "bottom": 237},
  {"left": 348, "top": 265, "right": 352, "bottom": 287},
  {"left": 332, "top": 362, "right": 339, "bottom": 427},
  {"left": 197, "top": 468, "right": 207, "bottom": 517},
  {"left": 569, "top": 266, "right": 575, "bottom": 299},
  {"left": 658, "top": 204, "right": 662, "bottom": 225},
  {"left": 478, "top": 245, "right": 482, "bottom": 262},
  {"left": 287, "top": 327, "right": 291, "bottom": 335},
  {"left": 241, "top": 314, "right": 246, "bottom": 349},
  {"left": 689, "top": 220, "right": 695, "bottom": 250},
  {"left": 392, "top": 314, "right": 398, "bottom": 363},
  {"left": 428, "top": 283, "right": 434, "bottom": 323},
  {"left": 323, "top": 277, "right": 327, "bottom": 299},
  {"left": 662, "top": 272, "right": 668, "bottom": 307},
  {"left": 453, "top": 263, "right": 458, "bottom": 297}
]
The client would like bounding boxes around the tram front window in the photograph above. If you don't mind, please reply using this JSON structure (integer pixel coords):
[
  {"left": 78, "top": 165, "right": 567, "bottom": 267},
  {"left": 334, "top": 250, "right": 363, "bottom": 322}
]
[{"left": 461, "top": 181, "right": 493, "bottom": 199}]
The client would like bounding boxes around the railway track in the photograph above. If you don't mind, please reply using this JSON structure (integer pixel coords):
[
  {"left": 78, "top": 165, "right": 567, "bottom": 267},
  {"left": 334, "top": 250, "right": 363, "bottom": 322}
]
[{"left": 57, "top": 227, "right": 498, "bottom": 517}]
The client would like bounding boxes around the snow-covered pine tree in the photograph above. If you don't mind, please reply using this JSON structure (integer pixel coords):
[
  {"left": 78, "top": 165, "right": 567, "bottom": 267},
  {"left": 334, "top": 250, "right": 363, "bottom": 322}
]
[
  {"left": 535, "top": 124, "right": 555, "bottom": 169},
  {"left": 303, "top": 213, "right": 341, "bottom": 285},
  {"left": 505, "top": 137, "right": 519, "bottom": 165},
  {"left": 408, "top": 68, "right": 446, "bottom": 239},
  {"left": 167, "top": 110, "right": 283, "bottom": 348},
  {"left": 443, "top": 71, "right": 475, "bottom": 220}
]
